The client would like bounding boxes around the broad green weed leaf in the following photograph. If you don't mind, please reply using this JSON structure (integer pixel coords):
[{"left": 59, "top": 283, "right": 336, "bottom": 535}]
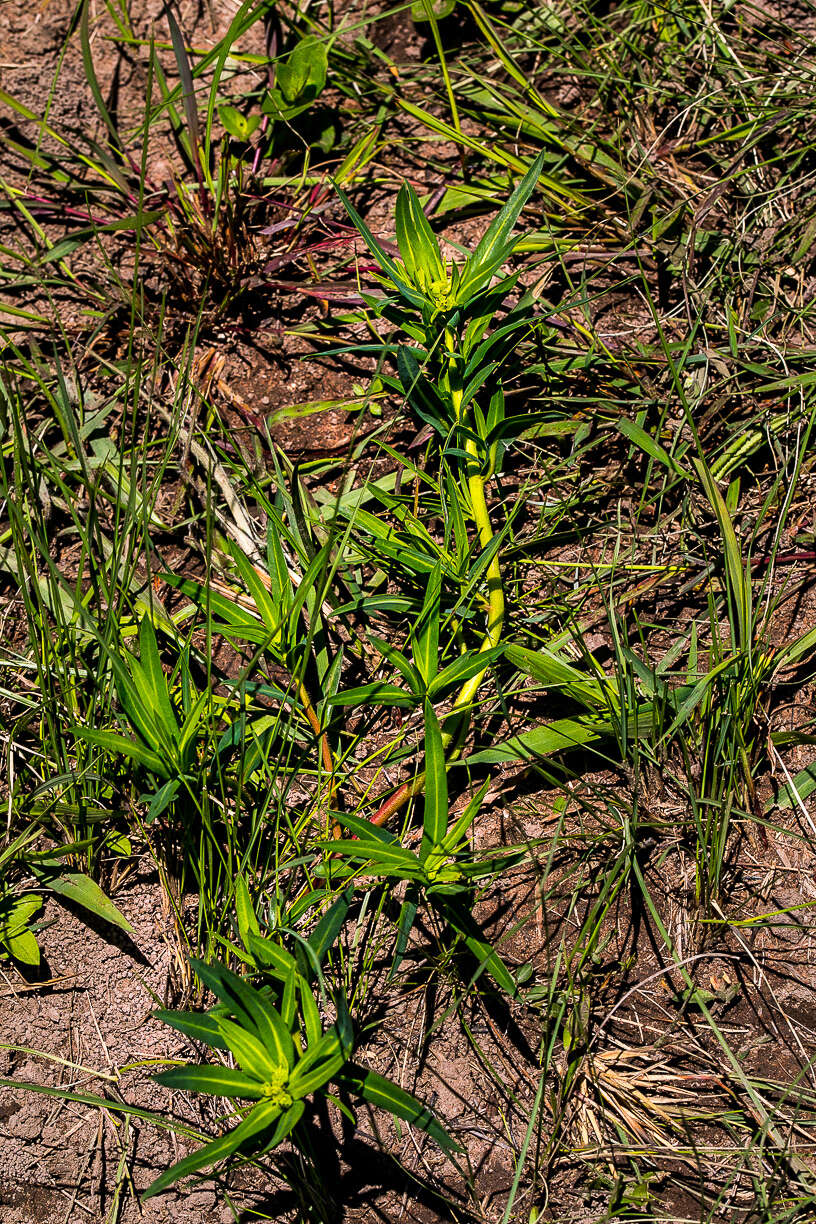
[
  {"left": 411, "top": 0, "right": 456, "bottom": 18},
  {"left": 327, "top": 682, "right": 416, "bottom": 709},
  {"left": 429, "top": 646, "right": 503, "bottom": 699},
  {"left": 768, "top": 762, "right": 816, "bottom": 812},
  {"left": 216, "top": 1018, "right": 281, "bottom": 1082},
  {"left": 276, "top": 37, "right": 327, "bottom": 105},
  {"left": 41, "top": 872, "right": 134, "bottom": 934},
  {"left": 235, "top": 877, "right": 261, "bottom": 951},
  {"left": 307, "top": 886, "right": 354, "bottom": 969},
  {"left": 395, "top": 182, "right": 445, "bottom": 291},
  {"left": 411, "top": 564, "right": 441, "bottom": 688},
  {"left": 6, "top": 927, "right": 40, "bottom": 965},
  {"left": 218, "top": 105, "right": 260, "bottom": 141},
  {"left": 467, "top": 705, "right": 658, "bottom": 764},
  {"left": 458, "top": 152, "right": 545, "bottom": 299},
  {"left": 333, "top": 182, "right": 425, "bottom": 308},
  {"left": 694, "top": 458, "right": 752, "bottom": 652},
  {"left": 153, "top": 1009, "right": 229, "bottom": 1051},
  {"left": 75, "top": 727, "right": 169, "bottom": 778},
  {"left": 439, "top": 896, "right": 517, "bottom": 996},
  {"left": 505, "top": 642, "right": 610, "bottom": 710},
  {"left": 246, "top": 935, "right": 299, "bottom": 980},
  {"left": 616, "top": 417, "right": 690, "bottom": 478}
]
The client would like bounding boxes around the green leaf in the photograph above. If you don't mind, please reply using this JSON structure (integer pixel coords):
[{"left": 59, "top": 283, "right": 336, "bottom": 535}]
[
  {"left": 504, "top": 642, "right": 611, "bottom": 711},
  {"left": 429, "top": 646, "right": 503, "bottom": 699},
  {"left": 192, "top": 960, "right": 296, "bottom": 1070},
  {"left": 333, "top": 812, "right": 399, "bottom": 845},
  {"left": 440, "top": 777, "right": 490, "bottom": 852},
  {"left": 322, "top": 840, "right": 420, "bottom": 877},
  {"left": 420, "top": 700, "right": 448, "bottom": 864},
  {"left": 333, "top": 182, "right": 425, "bottom": 309},
  {"left": 694, "top": 457, "right": 752, "bottom": 652},
  {"left": 228, "top": 540, "right": 282, "bottom": 643},
  {"left": 289, "top": 1017, "right": 352, "bottom": 1098},
  {"left": 142, "top": 1097, "right": 296, "bottom": 1199},
  {"left": 338, "top": 1064, "right": 461, "bottom": 1153},
  {"left": 5, "top": 927, "right": 40, "bottom": 965},
  {"left": 216, "top": 1018, "right": 282, "bottom": 1082},
  {"left": 438, "top": 896, "right": 517, "bottom": 996},
  {"left": 218, "top": 104, "right": 261, "bottom": 141},
  {"left": 146, "top": 778, "right": 180, "bottom": 822},
  {"left": 458, "top": 153, "right": 545, "bottom": 300},
  {"left": 39, "top": 210, "right": 165, "bottom": 265},
  {"left": 467, "top": 705, "right": 658, "bottom": 764},
  {"left": 155, "top": 1063, "right": 266, "bottom": 1099},
  {"left": 615, "top": 417, "right": 690, "bottom": 478},
  {"left": 395, "top": 182, "right": 445, "bottom": 291},
  {"left": 165, "top": 5, "right": 202, "bottom": 182},
  {"left": 307, "top": 886, "right": 354, "bottom": 970},
  {"left": 75, "top": 726, "right": 170, "bottom": 778},
  {"left": 410, "top": 563, "right": 441, "bottom": 688},
  {"left": 153, "top": 1009, "right": 229, "bottom": 1052},
  {"left": 235, "top": 876, "right": 261, "bottom": 952},
  {"left": 327, "top": 682, "right": 417, "bottom": 709},
  {"left": 411, "top": 0, "right": 456, "bottom": 18},
  {"left": 137, "top": 616, "right": 178, "bottom": 736},
  {"left": 768, "top": 762, "right": 816, "bottom": 812},
  {"left": 276, "top": 36, "right": 328, "bottom": 105},
  {"left": 36, "top": 872, "right": 134, "bottom": 934},
  {"left": 0, "top": 894, "right": 42, "bottom": 935},
  {"left": 246, "top": 935, "right": 299, "bottom": 980}
]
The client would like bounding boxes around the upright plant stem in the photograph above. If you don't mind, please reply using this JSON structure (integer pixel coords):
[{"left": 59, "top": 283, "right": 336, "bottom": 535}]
[{"left": 370, "top": 437, "right": 503, "bottom": 827}]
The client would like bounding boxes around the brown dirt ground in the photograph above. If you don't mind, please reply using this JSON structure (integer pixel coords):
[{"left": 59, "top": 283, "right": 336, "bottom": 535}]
[{"left": 4, "top": 1, "right": 816, "bottom": 1222}]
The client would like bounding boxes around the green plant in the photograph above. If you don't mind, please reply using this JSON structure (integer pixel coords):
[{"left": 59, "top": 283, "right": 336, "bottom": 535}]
[
  {"left": 321, "top": 698, "right": 521, "bottom": 994},
  {"left": 75, "top": 617, "right": 213, "bottom": 823},
  {"left": 333, "top": 154, "right": 544, "bottom": 824},
  {"left": 0, "top": 3, "right": 365, "bottom": 328},
  {"left": 0, "top": 885, "right": 41, "bottom": 965},
  {"left": 144, "top": 950, "right": 457, "bottom": 1199}
]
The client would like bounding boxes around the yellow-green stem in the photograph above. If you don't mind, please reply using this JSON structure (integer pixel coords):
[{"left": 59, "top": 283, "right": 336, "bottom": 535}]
[
  {"left": 298, "top": 679, "right": 341, "bottom": 838},
  {"left": 370, "top": 437, "right": 503, "bottom": 826}
]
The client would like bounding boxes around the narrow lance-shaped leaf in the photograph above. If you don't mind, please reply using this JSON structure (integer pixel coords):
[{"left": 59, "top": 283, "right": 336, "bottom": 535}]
[
  {"left": 137, "top": 616, "right": 180, "bottom": 738},
  {"left": 332, "top": 181, "right": 426, "bottom": 309},
  {"left": 31, "top": 868, "right": 135, "bottom": 934},
  {"left": 153, "top": 1009, "right": 229, "bottom": 1051},
  {"left": 155, "top": 1063, "right": 266, "bottom": 1100},
  {"left": 420, "top": 700, "right": 448, "bottom": 864},
  {"left": 411, "top": 562, "right": 442, "bottom": 688},
  {"left": 142, "top": 1098, "right": 301, "bottom": 1200},
  {"left": 395, "top": 182, "right": 445, "bottom": 289},
  {"left": 74, "top": 726, "right": 170, "bottom": 778},
  {"left": 693, "top": 457, "right": 752, "bottom": 653},
  {"left": 457, "top": 152, "right": 545, "bottom": 300},
  {"left": 338, "top": 1064, "right": 461, "bottom": 1154},
  {"left": 439, "top": 896, "right": 517, "bottom": 997}
]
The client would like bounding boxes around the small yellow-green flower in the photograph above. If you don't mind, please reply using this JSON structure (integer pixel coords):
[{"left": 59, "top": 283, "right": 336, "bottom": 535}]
[{"left": 262, "top": 1064, "right": 293, "bottom": 1108}]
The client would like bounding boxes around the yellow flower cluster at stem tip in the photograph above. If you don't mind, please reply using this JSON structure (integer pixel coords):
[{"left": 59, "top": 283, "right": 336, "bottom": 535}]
[{"left": 261, "top": 1064, "right": 293, "bottom": 1107}]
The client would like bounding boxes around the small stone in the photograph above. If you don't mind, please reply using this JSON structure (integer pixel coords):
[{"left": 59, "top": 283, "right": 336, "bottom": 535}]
[
  {"left": 185, "top": 1188, "right": 217, "bottom": 1210},
  {"left": 8, "top": 1110, "right": 47, "bottom": 1139}
]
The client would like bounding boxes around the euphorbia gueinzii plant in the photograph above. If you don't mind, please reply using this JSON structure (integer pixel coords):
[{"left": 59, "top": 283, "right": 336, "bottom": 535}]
[{"left": 333, "top": 155, "right": 545, "bottom": 824}]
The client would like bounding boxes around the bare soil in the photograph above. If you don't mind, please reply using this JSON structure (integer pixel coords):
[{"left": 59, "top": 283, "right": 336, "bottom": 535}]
[{"left": 4, "top": 1, "right": 816, "bottom": 1222}]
